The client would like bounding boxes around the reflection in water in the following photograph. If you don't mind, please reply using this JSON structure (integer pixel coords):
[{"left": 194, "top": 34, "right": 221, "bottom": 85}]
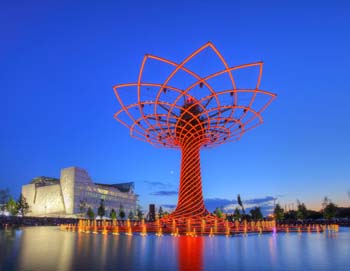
[
  {"left": 0, "top": 226, "right": 349, "bottom": 270},
  {"left": 179, "top": 236, "right": 203, "bottom": 271},
  {"left": 268, "top": 232, "right": 277, "bottom": 265},
  {"left": 17, "top": 227, "right": 74, "bottom": 271}
]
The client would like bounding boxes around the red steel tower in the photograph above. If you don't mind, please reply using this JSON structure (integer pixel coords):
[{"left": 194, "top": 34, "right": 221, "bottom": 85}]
[{"left": 113, "top": 42, "right": 276, "bottom": 219}]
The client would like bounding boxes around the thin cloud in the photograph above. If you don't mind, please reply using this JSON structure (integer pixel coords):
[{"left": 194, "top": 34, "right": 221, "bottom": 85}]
[
  {"left": 204, "top": 198, "right": 237, "bottom": 211},
  {"left": 245, "top": 196, "right": 277, "bottom": 205},
  {"left": 204, "top": 196, "right": 277, "bottom": 214},
  {"left": 144, "top": 180, "right": 171, "bottom": 189},
  {"left": 151, "top": 190, "right": 178, "bottom": 196}
]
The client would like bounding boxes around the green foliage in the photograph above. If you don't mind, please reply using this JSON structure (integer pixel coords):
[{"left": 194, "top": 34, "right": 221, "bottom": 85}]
[
  {"left": 237, "top": 194, "right": 245, "bottom": 214},
  {"left": 87, "top": 207, "right": 95, "bottom": 219},
  {"left": 322, "top": 197, "right": 337, "bottom": 219},
  {"left": 233, "top": 207, "right": 241, "bottom": 220},
  {"left": 17, "top": 194, "right": 29, "bottom": 216},
  {"left": 6, "top": 197, "right": 18, "bottom": 216},
  {"left": 136, "top": 205, "right": 143, "bottom": 220},
  {"left": 110, "top": 209, "right": 117, "bottom": 220},
  {"left": 274, "top": 204, "right": 284, "bottom": 220},
  {"left": 296, "top": 200, "right": 308, "bottom": 220},
  {"left": 128, "top": 210, "right": 134, "bottom": 220},
  {"left": 323, "top": 202, "right": 337, "bottom": 219},
  {"left": 214, "top": 207, "right": 223, "bottom": 218},
  {"left": 119, "top": 204, "right": 125, "bottom": 219},
  {"left": 158, "top": 206, "right": 164, "bottom": 218},
  {"left": 250, "top": 206, "right": 263, "bottom": 220},
  {"left": 97, "top": 199, "right": 105, "bottom": 218}
]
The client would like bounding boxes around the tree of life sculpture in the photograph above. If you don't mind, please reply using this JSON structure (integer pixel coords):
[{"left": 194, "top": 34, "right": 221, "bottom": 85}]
[{"left": 113, "top": 42, "right": 276, "bottom": 220}]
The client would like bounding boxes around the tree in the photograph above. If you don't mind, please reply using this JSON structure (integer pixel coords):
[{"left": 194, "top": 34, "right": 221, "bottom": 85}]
[
  {"left": 296, "top": 200, "right": 307, "bottom": 220},
  {"left": 87, "top": 207, "right": 95, "bottom": 219},
  {"left": 110, "top": 209, "right": 117, "bottom": 220},
  {"left": 119, "top": 204, "right": 125, "bottom": 220},
  {"left": 128, "top": 210, "right": 134, "bottom": 220},
  {"left": 158, "top": 206, "right": 164, "bottom": 218},
  {"left": 250, "top": 206, "right": 263, "bottom": 220},
  {"left": 307, "top": 210, "right": 323, "bottom": 219},
  {"left": 214, "top": 207, "right": 223, "bottom": 218},
  {"left": 97, "top": 199, "right": 105, "bottom": 218},
  {"left": 7, "top": 197, "right": 18, "bottom": 216},
  {"left": 6, "top": 197, "right": 18, "bottom": 216},
  {"left": 322, "top": 197, "right": 329, "bottom": 210},
  {"left": 274, "top": 204, "right": 284, "bottom": 220},
  {"left": 136, "top": 205, "right": 143, "bottom": 220},
  {"left": 237, "top": 194, "right": 245, "bottom": 215},
  {"left": 0, "top": 189, "right": 10, "bottom": 211},
  {"left": 17, "top": 194, "right": 29, "bottom": 216},
  {"left": 322, "top": 197, "right": 337, "bottom": 220},
  {"left": 323, "top": 202, "right": 337, "bottom": 220},
  {"left": 233, "top": 207, "right": 241, "bottom": 220},
  {"left": 284, "top": 210, "right": 297, "bottom": 220}
]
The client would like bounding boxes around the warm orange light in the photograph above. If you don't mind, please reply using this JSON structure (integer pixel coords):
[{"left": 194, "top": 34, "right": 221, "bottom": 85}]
[{"left": 113, "top": 42, "right": 276, "bottom": 219}]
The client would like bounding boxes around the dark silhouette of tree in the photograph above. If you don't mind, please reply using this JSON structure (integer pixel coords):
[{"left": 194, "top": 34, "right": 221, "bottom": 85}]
[
  {"left": 307, "top": 210, "right": 323, "bottom": 219},
  {"left": 97, "top": 199, "right": 105, "bottom": 218},
  {"left": 237, "top": 194, "right": 245, "bottom": 215},
  {"left": 250, "top": 206, "right": 263, "bottom": 220},
  {"left": 17, "top": 194, "right": 29, "bottom": 216},
  {"left": 336, "top": 207, "right": 350, "bottom": 218},
  {"left": 136, "top": 205, "right": 143, "bottom": 220},
  {"left": 158, "top": 206, "right": 164, "bottom": 218},
  {"left": 296, "top": 200, "right": 308, "bottom": 220},
  {"left": 274, "top": 203, "right": 284, "bottom": 220},
  {"left": 87, "top": 207, "right": 95, "bottom": 219},
  {"left": 110, "top": 209, "right": 117, "bottom": 220},
  {"left": 233, "top": 207, "right": 241, "bottom": 220},
  {"left": 284, "top": 210, "right": 297, "bottom": 220},
  {"left": 119, "top": 204, "right": 125, "bottom": 220},
  {"left": 323, "top": 201, "right": 337, "bottom": 219},
  {"left": 322, "top": 196, "right": 329, "bottom": 210}
]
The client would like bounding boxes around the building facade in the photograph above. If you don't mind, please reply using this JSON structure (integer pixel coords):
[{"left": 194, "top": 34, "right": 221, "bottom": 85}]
[{"left": 22, "top": 167, "right": 138, "bottom": 218}]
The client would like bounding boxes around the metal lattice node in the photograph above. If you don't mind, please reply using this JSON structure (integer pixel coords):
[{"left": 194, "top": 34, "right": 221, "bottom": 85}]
[{"left": 113, "top": 42, "right": 276, "bottom": 219}]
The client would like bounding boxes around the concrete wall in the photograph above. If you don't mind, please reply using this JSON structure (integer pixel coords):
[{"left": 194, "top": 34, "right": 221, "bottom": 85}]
[
  {"left": 22, "top": 184, "right": 65, "bottom": 216},
  {"left": 60, "top": 167, "right": 76, "bottom": 214}
]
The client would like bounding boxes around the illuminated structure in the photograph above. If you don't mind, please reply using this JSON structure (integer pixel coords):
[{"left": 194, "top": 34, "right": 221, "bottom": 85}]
[
  {"left": 22, "top": 167, "right": 138, "bottom": 217},
  {"left": 113, "top": 42, "right": 276, "bottom": 219}
]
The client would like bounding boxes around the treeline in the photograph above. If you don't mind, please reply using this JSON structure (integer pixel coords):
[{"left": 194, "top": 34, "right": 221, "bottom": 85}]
[
  {"left": 213, "top": 195, "right": 350, "bottom": 222},
  {"left": 273, "top": 198, "right": 350, "bottom": 221}
]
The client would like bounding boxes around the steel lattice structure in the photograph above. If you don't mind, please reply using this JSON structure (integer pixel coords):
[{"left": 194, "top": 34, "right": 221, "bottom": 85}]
[{"left": 113, "top": 42, "right": 276, "bottom": 219}]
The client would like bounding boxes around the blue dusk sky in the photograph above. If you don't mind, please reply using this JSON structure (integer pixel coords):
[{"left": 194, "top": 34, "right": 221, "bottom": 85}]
[{"left": 1, "top": 0, "right": 349, "bottom": 213}]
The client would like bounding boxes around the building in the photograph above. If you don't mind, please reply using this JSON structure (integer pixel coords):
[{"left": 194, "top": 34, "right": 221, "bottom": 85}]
[
  {"left": 22, "top": 167, "right": 138, "bottom": 218},
  {"left": 148, "top": 204, "right": 155, "bottom": 222}
]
